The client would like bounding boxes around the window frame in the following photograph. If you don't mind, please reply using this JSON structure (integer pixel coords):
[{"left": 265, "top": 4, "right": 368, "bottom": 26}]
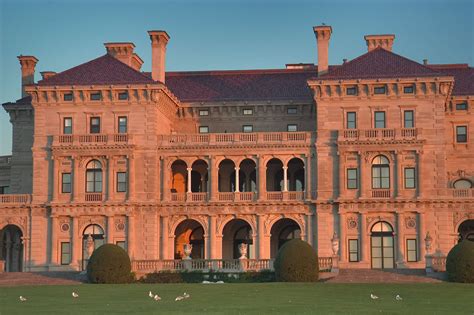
[
  {"left": 347, "top": 168, "right": 358, "bottom": 189},
  {"left": 455, "top": 102, "right": 468, "bottom": 111},
  {"left": 287, "top": 124, "right": 297, "bottom": 132},
  {"left": 404, "top": 167, "right": 416, "bottom": 189},
  {"left": 90, "top": 117, "right": 101, "bottom": 134},
  {"left": 61, "top": 242, "right": 71, "bottom": 265},
  {"left": 118, "top": 91, "right": 128, "bottom": 101},
  {"left": 374, "top": 86, "right": 386, "bottom": 95},
  {"left": 61, "top": 172, "right": 72, "bottom": 193},
  {"left": 242, "top": 125, "right": 253, "bottom": 133},
  {"left": 90, "top": 91, "right": 102, "bottom": 101},
  {"left": 86, "top": 161, "right": 103, "bottom": 193},
  {"left": 199, "top": 109, "right": 209, "bottom": 116},
  {"left": 63, "top": 117, "right": 73, "bottom": 135},
  {"left": 287, "top": 107, "right": 297, "bottom": 115},
  {"left": 403, "top": 85, "right": 414, "bottom": 94},
  {"left": 374, "top": 111, "right": 386, "bottom": 129},
  {"left": 403, "top": 110, "right": 415, "bottom": 128},
  {"left": 243, "top": 108, "right": 253, "bottom": 116},
  {"left": 63, "top": 93, "right": 73, "bottom": 101},
  {"left": 118, "top": 116, "right": 128, "bottom": 134},
  {"left": 348, "top": 239, "right": 359, "bottom": 262},
  {"left": 116, "top": 172, "right": 127, "bottom": 193},
  {"left": 346, "top": 86, "right": 357, "bottom": 96},
  {"left": 199, "top": 126, "right": 209, "bottom": 134},
  {"left": 372, "top": 156, "right": 390, "bottom": 189},
  {"left": 346, "top": 112, "right": 357, "bottom": 129},
  {"left": 456, "top": 125, "right": 467, "bottom": 143},
  {"left": 406, "top": 239, "right": 417, "bottom": 262}
]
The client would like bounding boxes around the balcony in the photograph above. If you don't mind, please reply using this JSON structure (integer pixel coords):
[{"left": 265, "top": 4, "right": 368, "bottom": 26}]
[
  {"left": 167, "top": 191, "right": 305, "bottom": 203},
  {"left": 339, "top": 128, "right": 419, "bottom": 143},
  {"left": 158, "top": 132, "right": 313, "bottom": 147},
  {"left": 370, "top": 189, "right": 391, "bottom": 198},
  {"left": 53, "top": 134, "right": 132, "bottom": 147},
  {"left": 84, "top": 193, "right": 103, "bottom": 202},
  {"left": 451, "top": 189, "right": 474, "bottom": 198},
  {"left": 0, "top": 194, "right": 31, "bottom": 205}
]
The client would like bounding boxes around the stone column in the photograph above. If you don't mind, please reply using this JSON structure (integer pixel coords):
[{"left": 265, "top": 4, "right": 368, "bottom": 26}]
[
  {"left": 392, "top": 152, "right": 398, "bottom": 198},
  {"left": 359, "top": 153, "right": 367, "bottom": 198},
  {"left": 339, "top": 213, "right": 346, "bottom": 262},
  {"left": 156, "top": 157, "right": 162, "bottom": 201},
  {"left": 257, "top": 215, "right": 265, "bottom": 259},
  {"left": 127, "top": 215, "right": 135, "bottom": 259},
  {"left": 417, "top": 151, "right": 423, "bottom": 198},
  {"left": 396, "top": 212, "right": 405, "bottom": 266},
  {"left": 418, "top": 212, "right": 426, "bottom": 262},
  {"left": 210, "top": 157, "right": 219, "bottom": 201},
  {"left": 283, "top": 166, "right": 288, "bottom": 192},
  {"left": 128, "top": 155, "right": 136, "bottom": 201},
  {"left": 235, "top": 167, "right": 240, "bottom": 192},
  {"left": 187, "top": 167, "right": 192, "bottom": 193},
  {"left": 258, "top": 156, "right": 266, "bottom": 201},
  {"left": 52, "top": 157, "right": 59, "bottom": 202},
  {"left": 51, "top": 216, "right": 58, "bottom": 265},
  {"left": 107, "top": 215, "right": 114, "bottom": 244},
  {"left": 209, "top": 216, "right": 216, "bottom": 259},
  {"left": 360, "top": 212, "right": 367, "bottom": 263},
  {"left": 162, "top": 158, "right": 170, "bottom": 202},
  {"left": 71, "top": 216, "right": 79, "bottom": 268},
  {"left": 306, "top": 214, "right": 313, "bottom": 246},
  {"left": 161, "top": 216, "right": 169, "bottom": 259},
  {"left": 73, "top": 156, "right": 80, "bottom": 202},
  {"left": 107, "top": 157, "right": 114, "bottom": 201},
  {"left": 305, "top": 154, "right": 312, "bottom": 199},
  {"left": 155, "top": 214, "right": 161, "bottom": 260},
  {"left": 338, "top": 153, "right": 344, "bottom": 197}
]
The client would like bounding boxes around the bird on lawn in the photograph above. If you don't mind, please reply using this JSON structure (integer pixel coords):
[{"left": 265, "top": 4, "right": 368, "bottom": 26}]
[
  {"left": 183, "top": 292, "right": 190, "bottom": 299},
  {"left": 370, "top": 293, "right": 379, "bottom": 300},
  {"left": 175, "top": 296, "right": 184, "bottom": 301},
  {"left": 396, "top": 295, "right": 403, "bottom": 301},
  {"left": 154, "top": 295, "right": 161, "bottom": 301},
  {"left": 72, "top": 292, "right": 79, "bottom": 298},
  {"left": 148, "top": 291, "right": 154, "bottom": 298},
  {"left": 19, "top": 296, "right": 27, "bottom": 302}
]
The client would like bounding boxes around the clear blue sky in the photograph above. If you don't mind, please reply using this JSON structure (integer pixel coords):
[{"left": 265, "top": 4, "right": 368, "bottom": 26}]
[{"left": 0, "top": 0, "right": 472, "bottom": 155}]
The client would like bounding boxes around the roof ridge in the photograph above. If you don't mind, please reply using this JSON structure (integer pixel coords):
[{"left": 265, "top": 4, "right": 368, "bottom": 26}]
[{"left": 163, "top": 68, "right": 320, "bottom": 77}]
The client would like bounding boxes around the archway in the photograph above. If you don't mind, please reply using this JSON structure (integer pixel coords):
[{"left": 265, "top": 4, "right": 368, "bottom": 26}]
[
  {"left": 370, "top": 221, "right": 394, "bottom": 269},
  {"left": 171, "top": 160, "right": 187, "bottom": 193},
  {"left": 191, "top": 160, "right": 208, "bottom": 192},
  {"left": 0, "top": 225, "right": 23, "bottom": 272},
  {"left": 458, "top": 220, "right": 474, "bottom": 242},
  {"left": 239, "top": 159, "right": 257, "bottom": 192},
  {"left": 82, "top": 224, "right": 105, "bottom": 270},
  {"left": 218, "top": 159, "right": 236, "bottom": 192},
  {"left": 222, "top": 219, "right": 253, "bottom": 259},
  {"left": 288, "top": 158, "right": 305, "bottom": 191},
  {"left": 270, "top": 218, "right": 301, "bottom": 258},
  {"left": 266, "top": 158, "right": 283, "bottom": 191},
  {"left": 174, "top": 219, "right": 205, "bottom": 259}
]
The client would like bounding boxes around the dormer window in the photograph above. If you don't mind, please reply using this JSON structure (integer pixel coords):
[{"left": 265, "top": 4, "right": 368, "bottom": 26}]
[
  {"left": 63, "top": 93, "right": 73, "bottom": 101},
  {"left": 456, "top": 102, "right": 468, "bottom": 111},
  {"left": 199, "top": 109, "right": 209, "bottom": 116},
  {"left": 90, "top": 92, "right": 101, "bottom": 101},
  {"left": 374, "top": 86, "right": 386, "bottom": 95},
  {"left": 403, "top": 85, "right": 414, "bottom": 94},
  {"left": 118, "top": 91, "right": 128, "bottom": 100},
  {"left": 346, "top": 86, "right": 357, "bottom": 95},
  {"left": 243, "top": 108, "right": 253, "bottom": 115}
]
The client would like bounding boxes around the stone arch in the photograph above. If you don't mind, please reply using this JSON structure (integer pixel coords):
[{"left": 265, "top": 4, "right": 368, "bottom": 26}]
[
  {"left": 0, "top": 224, "right": 23, "bottom": 272},
  {"left": 458, "top": 219, "right": 474, "bottom": 242},
  {"left": 221, "top": 218, "right": 254, "bottom": 259},
  {"left": 169, "top": 215, "right": 209, "bottom": 238},
  {"left": 266, "top": 158, "right": 284, "bottom": 191},
  {"left": 269, "top": 218, "right": 302, "bottom": 258},
  {"left": 174, "top": 219, "right": 205, "bottom": 259},
  {"left": 217, "top": 215, "right": 256, "bottom": 237},
  {"left": 171, "top": 159, "right": 187, "bottom": 193},
  {"left": 81, "top": 223, "right": 105, "bottom": 270},
  {"left": 218, "top": 159, "right": 236, "bottom": 192}
]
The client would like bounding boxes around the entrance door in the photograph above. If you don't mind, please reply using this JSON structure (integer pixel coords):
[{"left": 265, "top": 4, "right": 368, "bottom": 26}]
[{"left": 371, "top": 221, "right": 394, "bottom": 269}]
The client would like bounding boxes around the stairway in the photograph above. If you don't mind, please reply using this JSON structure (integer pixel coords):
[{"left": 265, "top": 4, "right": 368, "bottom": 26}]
[
  {"left": 0, "top": 272, "right": 85, "bottom": 287},
  {"left": 327, "top": 269, "right": 444, "bottom": 283}
]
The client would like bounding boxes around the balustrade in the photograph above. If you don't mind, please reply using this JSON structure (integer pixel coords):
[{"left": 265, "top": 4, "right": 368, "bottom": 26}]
[
  {"left": 339, "top": 128, "right": 419, "bottom": 142},
  {"left": 84, "top": 193, "right": 103, "bottom": 202},
  {"left": 0, "top": 194, "right": 31, "bottom": 204},
  {"left": 451, "top": 189, "right": 474, "bottom": 198},
  {"left": 371, "top": 189, "right": 391, "bottom": 198},
  {"left": 53, "top": 134, "right": 132, "bottom": 146}
]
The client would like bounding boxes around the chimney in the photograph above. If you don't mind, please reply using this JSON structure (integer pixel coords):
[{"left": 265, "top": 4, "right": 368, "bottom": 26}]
[
  {"left": 148, "top": 30, "right": 170, "bottom": 83},
  {"left": 131, "top": 53, "right": 144, "bottom": 71},
  {"left": 17, "top": 55, "right": 38, "bottom": 97},
  {"left": 104, "top": 42, "right": 135, "bottom": 66},
  {"left": 364, "top": 35, "right": 395, "bottom": 52},
  {"left": 313, "top": 25, "right": 332, "bottom": 76},
  {"left": 423, "top": 59, "right": 429, "bottom": 65},
  {"left": 40, "top": 71, "right": 56, "bottom": 80}
]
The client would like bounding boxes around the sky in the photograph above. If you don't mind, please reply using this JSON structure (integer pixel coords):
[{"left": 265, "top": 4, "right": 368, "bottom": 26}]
[{"left": 0, "top": 0, "right": 472, "bottom": 155}]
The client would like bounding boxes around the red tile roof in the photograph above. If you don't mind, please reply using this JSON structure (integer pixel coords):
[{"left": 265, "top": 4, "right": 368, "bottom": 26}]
[
  {"left": 321, "top": 47, "right": 443, "bottom": 80},
  {"left": 428, "top": 64, "right": 474, "bottom": 96},
  {"left": 37, "top": 54, "right": 155, "bottom": 86}
]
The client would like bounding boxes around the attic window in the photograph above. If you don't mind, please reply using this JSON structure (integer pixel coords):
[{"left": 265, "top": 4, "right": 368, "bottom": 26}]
[
  {"left": 456, "top": 102, "right": 468, "bottom": 111},
  {"left": 374, "top": 86, "right": 386, "bottom": 95},
  {"left": 287, "top": 107, "right": 297, "bottom": 115},
  {"left": 118, "top": 91, "right": 128, "bottom": 100},
  {"left": 243, "top": 108, "right": 253, "bottom": 115},
  {"left": 199, "top": 109, "right": 209, "bottom": 116},
  {"left": 403, "top": 85, "right": 414, "bottom": 94},
  {"left": 90, "top": 92, "right": 102, "bottom": 101},
  {"left": 346, "top": 86, "right": 357, "bottom": 95},
  {"left": 63, "top": 93, "right": 73, "bottom": 101}
]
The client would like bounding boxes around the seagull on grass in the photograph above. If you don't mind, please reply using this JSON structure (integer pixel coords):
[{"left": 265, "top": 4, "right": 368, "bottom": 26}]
[
  {"left": 19, "top": 296, "right": 27, "bottom": 302},
  {"left": 175, "top": 296, "right": 184, "bottom": 301},
  {"left": 183, "top": 292, "right": 190, "bottom": 299},
  {"left": 154, "top": 295, "right": 161, "bottom": 301},
  {"left": 370, "top": 293, "right": 379, "bottom": 300},
  {"left": 396, "top": 295, "right": 403, "bottom": 301},
  {"left": 148, "top": 291, "right": 154, "bottom": 298},
  {"left": 72, "top": 292, "right": 79, "bottom": 298}
]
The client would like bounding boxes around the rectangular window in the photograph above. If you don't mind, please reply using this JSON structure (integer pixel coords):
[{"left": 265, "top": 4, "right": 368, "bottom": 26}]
[
  {"left": 199, "top": 126, "right": 209, "bottom": 134},
  {"left": 456, "top": 102, "right": 468, "bottom": 110},
  {"left": 243, "top": 108, "right": 253, "bottom": 115},
  {"left": 61, "top": 242, "right": 71, "bottom": 265},
  {"left": 62, "top": 173, "right": 71, "bottom": 193},
  {"left": 199, "top": 109, "right": 209, "bottom": 116},
  {"left": 0, "top": 186, "right": 10, "bottom": 194},
  {"left": 90, "top": 92, "right": 101, "bottom": 101},
  {"left": 374, "top": 86, "right": 386, "bottom": 94},
  {"left": 374, "top": 111, "right": 386, "bottom": 128},
  {"left": 404, "top": 110, "right": 414, "bottom": 128},
  {"left": 90, "top": 117, "right": 101, "bottom": 134},
  {"left": 63, "top": 117, "right": 73, "bottom": 134},
  {"left": 403, "top": 85, "right": 414, "bottom": 94},
  {"left": 346, "top": 112, "right": 357, "bottom": 129},
  {"left": 347, "top": 168, "right": 358, "bottom": 189},
  {"left": 63, "top": 93, "right": 73, "bottom": 101},
  {"left": 287, "top": 124, "right": 297, "bottom": 132},
  {"left": 404, "top": 167, "right": 416, "bottom": 189},
  {"left": 118, "top": 91, "right": 128, "bottom": 100},
  {"left": 118, "top": 116, "right": 127, "bottom": 133},
  {"left": 287, "top": 107, "right": 297, "bottom": 115},
  {"left": 456, "top": 126, "right": 467, "bottom": 143},
  {"left": 116, "top": 241, "right": 126, "bottom": 251},
  {"left": 117, "top": 172, "right": 127, "bottom": 192},
  {"left": 349, "top": 239, "right": 359, "bottom": 262},
  {"left": 406, "top": 239, "right": 417, "bottom": 262},
  {"left": 346, "top": 86, "right": 357, "bottom": 95},
  {"left": 243, "top": 125, "right": 253, "bottom": 133}
]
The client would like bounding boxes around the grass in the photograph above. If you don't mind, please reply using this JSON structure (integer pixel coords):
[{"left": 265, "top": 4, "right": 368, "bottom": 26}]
[{"left": 0, "top": 283, "right": 473, "bottom": 314}]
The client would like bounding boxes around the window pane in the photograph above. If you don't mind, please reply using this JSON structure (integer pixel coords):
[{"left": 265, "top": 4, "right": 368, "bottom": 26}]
[
  {"left": 243, "top": 125, "right": 253, "bottom": 133},
  {"left": 287, "top": 107, "right": 297, "bottom": 114},
  {"left": 381, "top": 167, "right": 389, "bottom": 177},
  {"left": 118, "top": 117, "right": 127, "bottom": 133},
  {"left": 243, "top": 109, "right": 253, "bottom": 115},
  {"left": 456, "top": 102, "right": 468, "bottom": 110},
  {"left": 63, "top": 118, "right": 72, "bottom": 134},
  {"left": 199, "top": 126, "right": 209, "bottom": 134},
  {"left": 372, "top": 258, "right": 382, "bottom": 268},
  {"left": 372, "top": 237, "right": 381, "bottom": 247},
  {"left": 383, "top": 236, "right": 393, "bottom": 247},
  {"left": 61, "top": 242, "right": 71, "bottom": 265},
  {"left": 404, "top": 111, "right": 414, "bottom": 128},
  {"left": 383, "top": 258, "right": 394, "bottom": 268},
  {"left": 456, "top": 126, "right": 467, "bottom": 143},
  {"left": 118, "top": 92, "right": 128, "bottom": 100},
  {"left": 287, "top": 125, "right": 297, "bottom": 132},
  {"left": 199, "top": 109, "right": 209, "bottom": 116},
  {"left": 374, "top": 111, "right": 385, "bottom": 128},
  {"left": 347, "top": 112, "right": 356, "bottom": 129},
  {"left": 381, "top": 178, "right": 390, "bottom": 189},
  {"left": 90, "top": 117, "right": 100, "bottom": 133}
]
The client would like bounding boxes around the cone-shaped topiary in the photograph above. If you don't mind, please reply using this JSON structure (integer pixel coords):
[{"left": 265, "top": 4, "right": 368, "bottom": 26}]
[
  {"left": 446, "top": 240, "right": 474, "bottom": 283},
  {"left": 87, "top": 244, "right": 133, "bottom": 284},
  {"left": 274, "top": 239, "right": 319, "bottom": 282}
]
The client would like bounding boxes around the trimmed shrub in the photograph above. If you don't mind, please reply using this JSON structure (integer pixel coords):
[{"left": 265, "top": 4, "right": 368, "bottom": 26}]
[
  {"left": 274, "top": 239, "right": 319, "bottom": 282},
  {"left": 446, "top": 240, "right": 474, "bottom": 283},
  {"left": 87, "top": 244, "right": 133, "bottom": 284}
]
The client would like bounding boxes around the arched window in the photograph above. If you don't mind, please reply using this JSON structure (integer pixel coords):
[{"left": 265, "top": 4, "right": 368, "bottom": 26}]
[
  {"left": 86, "top": 160, "right": 102, "bottom": 193},
  {"left": 371, "top": 221, "right": 393, "bottom": 233},
  {"left": 372, "top": 155, "right": 390, "bottom": 189},
  {"left": 453, "top": 179, "right": 473, "bottom": 189}
]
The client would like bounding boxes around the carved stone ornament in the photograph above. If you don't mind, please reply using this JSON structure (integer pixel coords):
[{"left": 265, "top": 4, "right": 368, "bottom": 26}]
[
  {"left": 405, "top": 217, "right": 417, "bottom": 229},
  {"left": 115, "top": 218, "right": 126, "bottom": 232},
  {"left": 60, "top": 223, "right": 70, "bottom": 232},
  {"left": 347, "top": 217, "right": 358, "bottom": 230}
]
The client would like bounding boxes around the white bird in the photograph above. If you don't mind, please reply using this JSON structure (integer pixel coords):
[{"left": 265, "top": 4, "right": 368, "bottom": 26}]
[
  {"left": 72, "top": 292, "right": 79, "bottom": 298},
  {"left": 202, "top": 280, "right": 210, "bottom": 284},
  {"left": 183, "top": 292, "right": 190, "bottom": 298},
  {"left": 19, "top": 296, "right": 27, "bottom": 302},
  {"left": 216, "top": 280, "right": 224, "bottom": 284},
  {"left": 175, "top": 296, "right": 184, "bottom": 301},
  {"left": 396, "top": 294, "right": 403, "bottom": 301},
  {"left": 370, "top": 293, "right": 379, "bottom": 300},
  {"left": 154, "top": 294, "right": 161, "bottom": 301},
  {"left": 148, "top": 291, "right": 154, "bottom": 298}
]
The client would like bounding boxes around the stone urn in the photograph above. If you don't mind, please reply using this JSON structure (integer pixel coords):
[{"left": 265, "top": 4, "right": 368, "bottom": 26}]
[
  {"left": 425, "top": 231, "right": 433, "bottom": 254},
  {"left": 331, "top": 232, "right": 340, "bottom": 256},
  {"left": 86, "top": 234, "right": 94, "bottom": 259},
  {"left": 238, "top": 243, "right": 248, "bottom": 259},
  {"left": 183, "top": 243, "right": 193, "bottom": 260}
]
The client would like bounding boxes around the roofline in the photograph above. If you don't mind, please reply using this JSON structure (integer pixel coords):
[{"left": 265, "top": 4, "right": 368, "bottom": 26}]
[{"left": 162, "top": 68, "right": 326, "bottom": 77}]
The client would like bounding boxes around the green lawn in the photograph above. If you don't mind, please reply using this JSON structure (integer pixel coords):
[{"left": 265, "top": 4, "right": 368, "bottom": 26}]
[{"left": 0, "top": 283, "right": 473, "bottom": 314}]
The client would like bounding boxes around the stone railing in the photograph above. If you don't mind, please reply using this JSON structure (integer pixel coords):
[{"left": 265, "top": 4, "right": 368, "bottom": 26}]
[
  {"left": 132, "top": 257, "right": 333, "bottom": 273},
  {"left": 427, "top": 254, "right": 447, "bottom": 272},
  {"left": 53, "top": 133, "right": 132, "bottom": 146},
  {"left": 84, "top": 193, "right": 103, "bottom": 202},
  {"left": 158, "top": 132, "right": 313, "bottom": 147},
  {"left": 0, "top": 194, "right": 31, "bottom": 205},
  {"left": 168, "top": 191, "right": 305, "bottom": 203},
  {"left": 339, "top": 128, "right": 419, "bottom": 142},
  {"left": 370, "top": 189, "right": 391, "bottom": 198},
  {"left": 451, "top": 189, "right": 474, "bottom": 198},
  {"left": 217, "top": 192, "right": 256, "bottom": 202}
]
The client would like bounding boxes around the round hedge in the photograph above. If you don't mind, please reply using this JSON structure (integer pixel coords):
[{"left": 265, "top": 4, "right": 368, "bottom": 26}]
[
  {"left": 446, "top": 240, "right": 474, "bottom": 283},
  {"left": 87, "top": 244, "right": 133, "bottom": 284},
  {"left": 274, "top": 239, "right": 319, "bottom": 282}
]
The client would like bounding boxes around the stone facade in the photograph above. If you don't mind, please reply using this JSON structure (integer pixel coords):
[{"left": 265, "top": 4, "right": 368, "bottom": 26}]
[{"left": 1, "top": 26, "right": 473, "bottom": 272}]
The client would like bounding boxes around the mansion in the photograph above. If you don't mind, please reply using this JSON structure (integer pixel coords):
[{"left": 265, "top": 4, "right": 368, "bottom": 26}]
[{"left": 0, "top": 26, "right": 473, "bottom": 273}]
